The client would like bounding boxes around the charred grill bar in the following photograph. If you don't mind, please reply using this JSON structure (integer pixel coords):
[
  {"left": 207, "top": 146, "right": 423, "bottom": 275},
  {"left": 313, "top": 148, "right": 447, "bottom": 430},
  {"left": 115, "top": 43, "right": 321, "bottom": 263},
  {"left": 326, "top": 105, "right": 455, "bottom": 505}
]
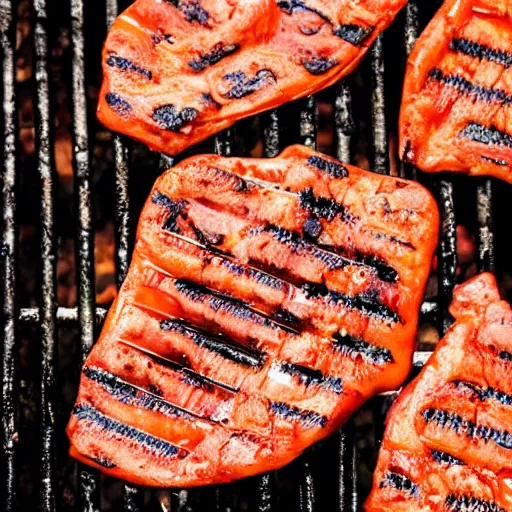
[{"left": 0, "top": 1, "right": 497, "bottom": 512}]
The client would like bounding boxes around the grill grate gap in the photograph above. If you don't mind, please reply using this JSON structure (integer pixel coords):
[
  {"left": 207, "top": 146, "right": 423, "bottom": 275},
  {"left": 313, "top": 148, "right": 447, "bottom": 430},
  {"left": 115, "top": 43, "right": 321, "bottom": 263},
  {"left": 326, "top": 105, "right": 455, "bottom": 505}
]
[{"left": 33, "top": 0, "right": 58, "bottom": 509}]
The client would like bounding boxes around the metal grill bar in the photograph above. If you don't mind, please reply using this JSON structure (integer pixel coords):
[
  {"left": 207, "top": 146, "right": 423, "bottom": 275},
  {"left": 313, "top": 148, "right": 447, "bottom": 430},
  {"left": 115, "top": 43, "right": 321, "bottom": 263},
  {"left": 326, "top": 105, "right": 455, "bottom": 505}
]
[
  {"left": 404, "top": 2, "right": 420, "bottom": 57},
  {"left": 33, "top": 0, "right": 57, "bottom": 508},
  {"left": 70, "top": 0, "right": 101, "bottom": 508},
  {"left": 262, "top": 110, "right": 280, "bottom": 158},
  {"left": 258, "top": 474, "right": 272, "bottom": 512},
  {"left": 437, "top": 179, "right": 457, "bottom": 334},
  {"left": 299, "top": 96, "right": 317, "bottom": 150},
  {"left": 0, "top": 0, "right": 17, "bottom": 509},
  {"left": 476, "top": 179, "right": 495, "bottom": 273},
  {"left": 19, "top": 306, "right": 108, "bottom": 324},
  {"left": 371, "top": 34, "right": 389, "bottom": 175}
]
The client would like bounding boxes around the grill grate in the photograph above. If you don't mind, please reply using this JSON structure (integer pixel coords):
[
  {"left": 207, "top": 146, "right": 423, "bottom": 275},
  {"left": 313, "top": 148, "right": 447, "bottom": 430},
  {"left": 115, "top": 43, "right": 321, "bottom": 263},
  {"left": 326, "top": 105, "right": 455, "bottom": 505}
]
[{"left": 0, "top": 0, "right": 498, "bottom": 510}]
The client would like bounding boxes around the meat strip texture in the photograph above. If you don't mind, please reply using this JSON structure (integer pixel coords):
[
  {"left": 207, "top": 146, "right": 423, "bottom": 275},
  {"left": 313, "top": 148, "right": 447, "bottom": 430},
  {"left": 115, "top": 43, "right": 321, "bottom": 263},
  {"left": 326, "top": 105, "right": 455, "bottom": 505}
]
[
  {"left": 98, "top": 0, "right": 407, "bottom": 156},
  {"left": 66, "top": 145, "right": 439, "bottom": 487},
  {"left": 400, "top": 0, "right": 512, "bottom": 183},
  {"left": 365, "top": 272, "right": 512, "bottom": 512}
]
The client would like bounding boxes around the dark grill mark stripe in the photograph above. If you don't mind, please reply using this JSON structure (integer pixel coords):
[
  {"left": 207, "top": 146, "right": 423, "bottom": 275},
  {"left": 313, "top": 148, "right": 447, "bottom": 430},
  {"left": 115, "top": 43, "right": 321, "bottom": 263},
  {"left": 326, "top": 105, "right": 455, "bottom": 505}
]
[
  {"left": 174, "top": 279, "right": 299, "bottom": 334},
  {"left": 431, "top": 450, "right": 464, "bottom": 466},
  {"left": 449, "top": 38, "right": 512, "bottom": 68},
  {"left": 221, "top": 259, "right": 284, "bottom": 291},
  {"left": 83, "top": 366, "right": 199, "bottom": 420},
  {"left": 500, "top": 350, "right": 512, "bottom": 362},
  {"left": 189, "top": 43, "right": 239, "bottom": 71},
  {"left": 373, "top": 231, "right": 416, "bottom": 250},
  {"left": 259, "top": 225, "right": 400, "bottom": 286},
  {"left": 270, "top": 401, "right": 327, "bottom": 428},
  {"left": 277, "top": 362, "right": 343, "bottom": 394},
  {"left": 151, "top": 191, "right": 187, "bottom": 234},
  {"left": 105, "top": 93, "right": 132, "bottom": 116},
  {"left": 118, "top": 338, "right": 239, "bottom": 393},
  {"left": 379, "top": 472, "right": 418, "bottom": 496},
  {"left": 277, "top": 1, "right": 372, "bottom": 46},
  {"left": 299, "top": 187, "right": 356, "bottom": 223},
  {"left": 453, "top": 381, "right": 512, "bottom": 406},
  {"left": 152, "top": 104, "right": 198, "bottom": 132},
  {"left": 481, "top": 156, "right": 508, "bottom": 166},
  {"left": 333, "top": 24, "right": 373, "bottom": 46},
  {"left": 422, "top": 408, "right": 512, "bottom": 450},
  {"left": 160, "top": 320, "right": 266, "bottom": 369},
  {"left": 307, "top": 155, "right": 349, "bottom": 178},
  {"left": 302, "top": 282, "right": 401, "bottom": 324},
  {"left": 165, "top": 0, "right": 209, "bottom": 25},
  {"left": 221, "top": 70, "right": 277, "bottom": 99},
  {"left": 86, "top": 455, "right": 117, "bottom": 469},
  {"left": 106, "top": 53, "right": 152, "bottom": 79},
  {"left": 332, "top": 332, "right": 393, "bottom": 365},
  {"left": 277, "top": 0, "right": 332, "bottom": 24},
  {"left": 428, "top": 68, "right": 512, "bottom": 105},
  {"left": 445, "top": 494, "right": 505, "bottom": 512},
  {"left": 73, "top": 404, "right": 186, "bottom": 458},
  {"left": 301, "top": 57, "right": 338, "bottom": 75},
  {"left": 460, "top": 122, "right": 512, "bottom": 148}
]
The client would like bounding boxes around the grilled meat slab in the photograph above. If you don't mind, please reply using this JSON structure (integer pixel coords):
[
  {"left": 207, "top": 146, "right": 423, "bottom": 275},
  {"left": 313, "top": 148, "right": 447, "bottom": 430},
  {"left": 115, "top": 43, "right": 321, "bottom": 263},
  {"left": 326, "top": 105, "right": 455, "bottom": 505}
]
[
  {"left": 67, "top": 145, "right": 438, "bottom": 487},
  {"left": 365, "top": 273, "right": 512, "bottom": 512},
  {"left": 400, "top": 0, "right": 512, "bottom": 183},
  {"left": 98, "top": 0, "right": 407, "bottom": 156}
]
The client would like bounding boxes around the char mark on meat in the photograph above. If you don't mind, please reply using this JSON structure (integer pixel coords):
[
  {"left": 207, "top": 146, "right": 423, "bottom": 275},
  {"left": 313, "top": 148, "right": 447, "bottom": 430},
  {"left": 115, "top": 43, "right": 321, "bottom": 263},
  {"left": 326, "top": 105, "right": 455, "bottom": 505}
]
[
  {"left": 301, "top": 56, "right": 338, "bottom": 75},
  {"left": 481, "top": 156, "right": 509, "bottom": 166},
  {"left": 277, "top": 0, "right": 332, "bottom": 24},
  {"left": 449, "top": 38, "right": 512, "bottom": 68},
  {"left": 306, "top": 155, "right": 349, "bottom": 178},
  {"left": 500, "top": 349, "right": 512, "bottom": 362},
  {"left": 453, "top": 380, "right": 512, "bottom": 406},
  {"left": 302, "top": 283, "right": 401, "bottom": 323},
  {"left": 270, "top": 401, "right": 327, "bottom": 428},
  {"left": 160, "top": 320, "right": 267, "bottom": 369},
  {"left": 221, "top": 70, "right": 277, "bottom": 99},
  {"left": 299, "top": 187, "right": 356, "bottom": 223},
  {"left": 106, "top": 53, "right": 152, "bottom": 79},
  {"left": 119, "top": 338, "right": 239, "bottom": 393},
  {"left": 445, "top": 494, "right": 505, "bottom": 512},
  {"left": 333, "top": 24, "right": 373, "bottom": 46},
  {"left": 422, "top": 408, "right": 512, "bottom": 450},
  {"left": 332, "top": 332, "right": 393, "bottom": 365},
  {"left": 428, "top": 68, "right": 512, "bottom": 105},
  {"left": 152, "top": 104, "right": 198, "bottom": 132},
  {"left": 189, "top": 43, "right": 240, "bottom": 71},
  {"left": 105, "top": 92, "right": 132, "bottom": 116},
  {"left": 174, "top": 279, "right": 299, "bottom": 334},
  {"left": 73, "top": 404, "right": 186, "bottom": 458},
  {"left": 431, "top": 449, "right": 464, "bottom": 466},
  {"left": 165, "top": 0, "right": 209, "bottom": 25},
  {"left": 86, "top": 455, "right": 117, "bottom": 469},
  {"left": 151, "top": 191, "right": 187, "bottom": 234},
  {"left": 83, "top": 366, "right": 198, "bottom": 420},
  {"left": 379, "top": 472, "right": 418, "bottom": 496},
  {"left": 460, "top": 122, "right": 512, "bottom": 149},
  {"left": 277, "top": 362, "right": 343, "bottom": 394},
  {"left": 220, "top": 259, "right": 285, "bottom": 291}
]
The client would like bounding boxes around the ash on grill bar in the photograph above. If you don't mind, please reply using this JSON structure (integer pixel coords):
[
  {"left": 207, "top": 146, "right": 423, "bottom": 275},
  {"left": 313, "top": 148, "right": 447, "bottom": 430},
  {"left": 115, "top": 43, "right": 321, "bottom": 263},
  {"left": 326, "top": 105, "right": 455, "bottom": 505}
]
[{"left": 1, "top": 1, "right": 509, "bottom": 512}]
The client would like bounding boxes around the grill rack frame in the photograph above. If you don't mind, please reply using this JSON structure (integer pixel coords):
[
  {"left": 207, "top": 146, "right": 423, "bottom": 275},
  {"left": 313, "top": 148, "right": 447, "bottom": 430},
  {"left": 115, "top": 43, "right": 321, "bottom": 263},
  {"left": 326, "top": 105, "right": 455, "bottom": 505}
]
[{"left": 0, "top": 0, "right": 497, "bottom": 510}]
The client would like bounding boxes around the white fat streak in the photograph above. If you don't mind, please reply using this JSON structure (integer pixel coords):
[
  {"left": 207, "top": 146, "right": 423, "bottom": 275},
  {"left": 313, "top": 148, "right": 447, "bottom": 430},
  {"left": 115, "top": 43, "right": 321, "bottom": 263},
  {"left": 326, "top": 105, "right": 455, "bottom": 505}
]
[{"left": 119, "top": 14, "right": 142, "bottom": 29}]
